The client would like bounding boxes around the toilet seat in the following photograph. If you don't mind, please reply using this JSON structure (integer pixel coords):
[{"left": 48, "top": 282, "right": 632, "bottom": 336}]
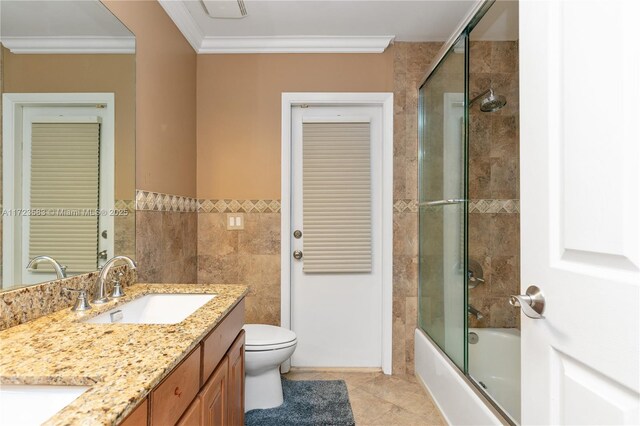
[{"left": 244, "top": 324, "right": 297, "bottom": 352}]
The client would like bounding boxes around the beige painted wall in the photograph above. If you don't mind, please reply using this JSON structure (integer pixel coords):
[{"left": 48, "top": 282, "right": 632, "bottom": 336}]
[
  {"left": 196, "top": 52, "right": 394, "bottom": 199},
  {"left": 103, "top": 0, "right": 197, "bottom": 198},
  {"left": 2, "top": 49, "right": 135, "bottom": 200}
]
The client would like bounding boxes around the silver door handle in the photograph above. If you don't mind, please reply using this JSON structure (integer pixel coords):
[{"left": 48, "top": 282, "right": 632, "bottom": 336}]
[
  {"left": 293, "top": 250, "right": 303, "bottom": 260},
  {"left": 510, "top": 285, "right": 545, "bottom": 319}
]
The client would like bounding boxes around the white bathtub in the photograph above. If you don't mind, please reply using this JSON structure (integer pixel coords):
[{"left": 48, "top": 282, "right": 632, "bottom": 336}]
[
  {"left": 468, "top": 328, "right": 521, "bottom": 424},
  {"left": 415, "top": 327, "right": 521, "bottom": 425},
  {"left": 415, "top": 328, "right": 502, "bottom": 425}
]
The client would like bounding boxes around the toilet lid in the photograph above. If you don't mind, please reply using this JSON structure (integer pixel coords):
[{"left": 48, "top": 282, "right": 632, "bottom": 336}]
[{"left": 243, "top": 324, "right": 297, "bottom": 347}]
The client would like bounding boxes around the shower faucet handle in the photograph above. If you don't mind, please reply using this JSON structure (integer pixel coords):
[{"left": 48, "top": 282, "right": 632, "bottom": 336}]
[{"left": 510, "top": 285, "right": 545, "bottom": 319}]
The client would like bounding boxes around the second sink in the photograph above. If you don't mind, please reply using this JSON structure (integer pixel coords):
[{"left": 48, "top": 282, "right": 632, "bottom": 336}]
[
  {"left": 82, "top": 294, "right": 215, "bottom": 324},
  {"left": 0, "top": 384, "right": 90, "bottom": 425}
]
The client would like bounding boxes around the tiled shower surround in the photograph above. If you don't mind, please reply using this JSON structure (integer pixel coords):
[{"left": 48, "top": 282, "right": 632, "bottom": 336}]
[{"left": 468, "top": 40, "right": 521, "bottom": 328}]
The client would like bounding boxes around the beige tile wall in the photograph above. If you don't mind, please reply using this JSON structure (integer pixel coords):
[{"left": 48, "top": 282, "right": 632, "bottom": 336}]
[
  {"left": 136, "top": 210, "right": 197, "bottom": 284},
  {"left": 392, "top": 42, "right": 441, "bottom": 374},
  {"left": 114, "top": 200, "right": 135, "bottom": 260},
  {"left": 197, "top": 213, "right": 281, "bottom": 325},
  {"left": 134, "top": 190, "right": 198, "bottom": 283},
  {"left": 468, "top": 40, "right": 520, "bottom": 328}
]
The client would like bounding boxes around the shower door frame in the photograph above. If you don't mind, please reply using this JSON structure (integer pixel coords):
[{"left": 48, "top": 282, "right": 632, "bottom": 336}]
[{"left": 416, "top": 0, "right": 519, "bottom": 424}]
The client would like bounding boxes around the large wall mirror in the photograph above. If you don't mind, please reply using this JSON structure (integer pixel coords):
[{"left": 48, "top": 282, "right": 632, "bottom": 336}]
[{"left": 0, "top": 0, "right": 135, "bottom": 291}]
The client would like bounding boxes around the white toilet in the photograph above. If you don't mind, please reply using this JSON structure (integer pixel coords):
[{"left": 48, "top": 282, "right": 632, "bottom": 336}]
[{"left": 243, "top": 324, "right": 297, "bottom": 412}]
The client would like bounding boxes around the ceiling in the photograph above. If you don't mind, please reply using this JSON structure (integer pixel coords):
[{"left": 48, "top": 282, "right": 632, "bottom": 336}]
[
  {"left": 471, "top": 0, "right": 519, "bottom": 41},
  {"left": 160, "top": 0, "right": 481, "bottom": 54},
  {"left": 0, "top": 1, "right": 134, "bottom": 54}
]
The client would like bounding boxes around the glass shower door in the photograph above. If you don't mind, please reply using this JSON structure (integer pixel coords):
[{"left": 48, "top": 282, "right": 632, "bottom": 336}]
[{"left": 418, "top": 36, "right": 467, "bottom": 370}]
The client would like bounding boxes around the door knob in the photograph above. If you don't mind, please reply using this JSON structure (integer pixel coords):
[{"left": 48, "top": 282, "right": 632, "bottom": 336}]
[
  {"left": 510, "top": 285, "right": 545, "bottom": 319},
  {"left": 293, "top": 250, "right": 303, "bottom": 260}
]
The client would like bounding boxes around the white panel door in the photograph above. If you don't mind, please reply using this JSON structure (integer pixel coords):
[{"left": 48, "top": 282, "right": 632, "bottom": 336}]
[
  {"left": 520, "top": 1, "right": 640, "bottom": 424},
  {"left": 290, "top": 105, "right": 383, "bottom": 368}
]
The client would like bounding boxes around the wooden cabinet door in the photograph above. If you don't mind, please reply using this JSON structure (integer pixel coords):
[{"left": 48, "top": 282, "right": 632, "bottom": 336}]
[
  {"left": 120, "top": 398, "right": 148, "bottom": 426},
  {"left": 201, "top": 356, "right": 228, "bottom": 426},
  {"left": 177, "top": 396, "right": 202, "bottom": 426},
  {"left": 227, "top": 330, "right": 245, "bottom": 426}
]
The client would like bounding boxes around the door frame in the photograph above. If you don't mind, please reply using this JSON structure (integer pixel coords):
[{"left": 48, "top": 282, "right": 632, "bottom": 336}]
[
  {"left": 2, "top": 93, "right": 115, "bottom": 285},
  {"left": 280, "top": 92, "right": 394, "bottom": 374}
]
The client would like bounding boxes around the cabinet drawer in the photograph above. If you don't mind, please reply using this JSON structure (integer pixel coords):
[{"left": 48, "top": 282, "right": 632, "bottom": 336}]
[
  {"left": 151, "top": 347, "right": 201, "bottom": 426},
  {"left": 201, "top": 299, "right": 244, "bottom": 383}
]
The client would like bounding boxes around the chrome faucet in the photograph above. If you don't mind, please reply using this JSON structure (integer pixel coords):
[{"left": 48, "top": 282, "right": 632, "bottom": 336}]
[
  {"left": 27, "top": 255, "right": 67, "bottom": 279},
  {"left": 93, "top": 255, "right": 137, "bottom": 304},
  {"left": 468, "top": 304, "right": 484, "bottom": 320}
]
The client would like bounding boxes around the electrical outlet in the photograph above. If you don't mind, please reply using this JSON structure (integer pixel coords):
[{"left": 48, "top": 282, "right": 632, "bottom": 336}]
[{"left": 226, "top": 213, "right": 244, "bottom": 230}]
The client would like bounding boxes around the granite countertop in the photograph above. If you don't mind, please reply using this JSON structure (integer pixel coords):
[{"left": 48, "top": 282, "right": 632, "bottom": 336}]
[{"left": 0, "top": 283, "right": 248, "bottom": 425}]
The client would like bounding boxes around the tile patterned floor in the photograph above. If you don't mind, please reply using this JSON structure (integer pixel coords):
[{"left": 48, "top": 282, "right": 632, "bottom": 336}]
[{"left": 283, "top": 370, "right": 446, "bottom": 426}]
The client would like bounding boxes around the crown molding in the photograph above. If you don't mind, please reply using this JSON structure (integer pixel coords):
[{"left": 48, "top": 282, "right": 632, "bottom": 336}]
[
  {"left": 158, "top": 0, "right": 204, "bottom": 52},
  {"left": 198, "top": 35, "right": 395, "bottom": 54},
  {"left": 158, "top": 0, "right": 393, "bottom": 54},
  {"left": 0, "top": 36, "right": 135, "bottom": 54}
]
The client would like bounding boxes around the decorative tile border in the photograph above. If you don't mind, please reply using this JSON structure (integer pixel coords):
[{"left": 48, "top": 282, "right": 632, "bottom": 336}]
[
  {"left": 133, "top": 195, "right": 517, "bottom": 214},
  {"left": 135, "top": 190, "right": 198, "bottom": 212},
  {"left": 469, "top": 199, "right": 519, "bottom": 214},
  {"left": 198, "top": 199, "right": 281, "bottom": 213},
  {"left": 394, "top": 199, "right": 419, "bottom": 213},
  {"left": 115, "top": 199, "right": 135, "bottom": 213}
]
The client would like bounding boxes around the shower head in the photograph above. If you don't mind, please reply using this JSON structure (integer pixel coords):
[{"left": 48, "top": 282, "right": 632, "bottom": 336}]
[
  {"left": 469, "top": 88, "right": 507, "bottom": 113},
  {"left": 480, "top": 89, "right": 507, "bottom": 112}
]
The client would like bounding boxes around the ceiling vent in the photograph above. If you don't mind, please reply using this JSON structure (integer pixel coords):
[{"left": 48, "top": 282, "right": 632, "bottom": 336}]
[{"left": 202, "top": 0, "right": 248, "bottom": 19}]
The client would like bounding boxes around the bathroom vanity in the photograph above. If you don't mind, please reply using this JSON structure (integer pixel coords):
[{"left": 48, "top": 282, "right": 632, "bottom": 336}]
[
  {"left": 0, "top": 284, "right": 247, "bottom": 425},
  {"left": 124, "top": 299, "right": 245, "bottom": 426}
]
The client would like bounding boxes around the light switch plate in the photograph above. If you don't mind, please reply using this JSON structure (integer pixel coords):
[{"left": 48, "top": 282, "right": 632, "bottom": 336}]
[{"left": 226, "top": 213, "right": 244, "bottom": 230}]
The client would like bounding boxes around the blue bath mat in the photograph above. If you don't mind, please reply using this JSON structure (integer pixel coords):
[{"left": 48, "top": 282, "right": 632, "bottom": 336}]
[{"left": 245, "top": 378, "right": 355, "bottom": 426}]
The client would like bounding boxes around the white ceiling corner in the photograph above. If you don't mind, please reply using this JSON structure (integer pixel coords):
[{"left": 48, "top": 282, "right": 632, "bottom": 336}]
[
  {"left": 158, "top": 0, "right": 393, "bottom": 54},
  {"left": 158, "top": 0, "right": 205, "bottom": 52},
  {"left": 159, "top": 0, "right": 481, "bottom": 55}
]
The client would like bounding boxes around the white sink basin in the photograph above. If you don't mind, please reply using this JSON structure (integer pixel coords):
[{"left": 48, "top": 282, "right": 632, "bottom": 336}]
[
  {"left": 82, "top": 293, "right": 215, "bottom": 324},
  {"left": 0, "top": 384, "right": 90, "bottom": 425}
]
